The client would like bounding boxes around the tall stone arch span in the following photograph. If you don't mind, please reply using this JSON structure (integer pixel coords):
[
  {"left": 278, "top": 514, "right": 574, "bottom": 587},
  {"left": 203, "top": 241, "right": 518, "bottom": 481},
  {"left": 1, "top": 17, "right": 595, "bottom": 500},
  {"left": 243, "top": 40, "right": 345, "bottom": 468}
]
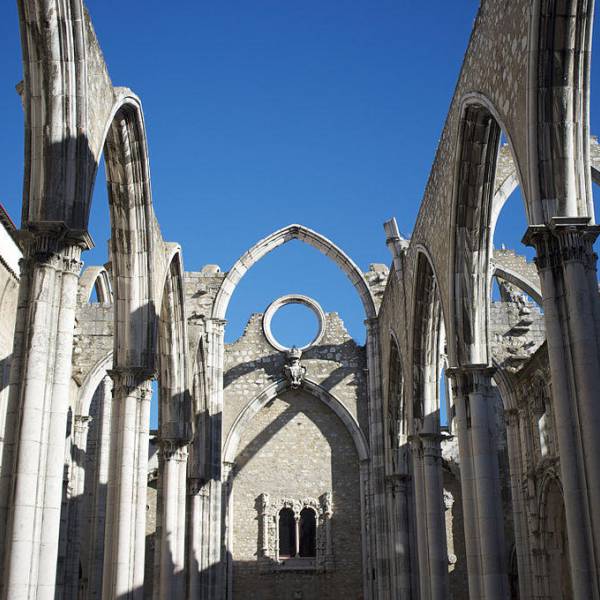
[{"left": 212, "top": 223, "right": 377, "bottom": 321}]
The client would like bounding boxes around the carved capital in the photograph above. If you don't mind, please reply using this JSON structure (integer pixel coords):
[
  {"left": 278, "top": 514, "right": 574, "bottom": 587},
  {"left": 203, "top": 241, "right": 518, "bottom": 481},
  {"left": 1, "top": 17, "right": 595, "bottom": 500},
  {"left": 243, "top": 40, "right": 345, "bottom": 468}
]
[
  {"left": 523, "top": 218, "right": 600, "bottom": 272},
  {"left": 19, "top": 221, "right": 92, "bottom": 275},
  {"left": 159, "top": 439, "right": 189, "bottom": 462},
  {"left": 73, "top": 415, "right": 92, "bottom": 434},
  {"left": 188, "top": 478, "right": 209, "bottom": 497},
  {"left": 108, "top": 367, "right": 155, "bottom": 397},
  {"left": 446, "top": 364, "right": 495, "bottom": 396}
]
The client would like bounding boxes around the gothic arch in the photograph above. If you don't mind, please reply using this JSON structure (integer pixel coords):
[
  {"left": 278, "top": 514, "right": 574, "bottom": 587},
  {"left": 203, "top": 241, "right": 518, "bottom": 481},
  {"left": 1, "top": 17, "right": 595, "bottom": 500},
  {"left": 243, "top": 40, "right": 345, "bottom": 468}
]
[
  {"left": 449, "top": 95, "right": 530, "bottom": 367},
  {"left": 411, "top": 248, "right": 447, "bottom": 429},
  {"left": 530, "top": 0, "right": 595, "bottom": 222},
  {"left": 211, "top": 224, "right": 377, "bottom": 321},
  {"left": 102, "top": 95, "right": 157, "bottom": 369},
  {"left": 386, "top": 332, "right": 406, "bottom": 475},
  {"left": 76, "top": 351, "right": 114, "bottom": 417},
  {"left": 155, "top": 250, "right": 192, "bottom": 442},
  {"left": 491, "top": 264, "right": 542, "bottom": 305},
  {"left": 78, "top": 266, "right": 113, "bottom": 304},
  {"left": 17, "top": 0, "right": 93, "bottom": 229},
  {"left": 490, "top": 136, "right": 600, "bottom": 237},
  {"left": 223, "top": 378, "right": 369, "bottom": 464},
  {"left": 537, "top": 473, "right": 572, "bottom": 599}
]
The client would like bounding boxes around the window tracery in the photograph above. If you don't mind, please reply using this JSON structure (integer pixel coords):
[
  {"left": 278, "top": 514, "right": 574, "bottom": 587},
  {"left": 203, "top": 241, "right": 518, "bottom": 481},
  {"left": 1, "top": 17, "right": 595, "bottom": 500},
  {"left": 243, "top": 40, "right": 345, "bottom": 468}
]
[{"left": 257, "top": 493, "right": 334, "bottom": 571}]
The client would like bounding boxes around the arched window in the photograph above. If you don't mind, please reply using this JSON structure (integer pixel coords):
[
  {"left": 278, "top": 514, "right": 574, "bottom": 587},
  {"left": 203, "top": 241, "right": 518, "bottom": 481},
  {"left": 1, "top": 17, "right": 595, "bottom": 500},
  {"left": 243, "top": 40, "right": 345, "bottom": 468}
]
[
  {"left": 388, "top": 339, "right": 404, "bottom": 473},
  {"left": 278, "top": 508, "right": 296, "bottom": 558},
  {"left": 299, "top": 508, "right": 316, "bottom": 558}
]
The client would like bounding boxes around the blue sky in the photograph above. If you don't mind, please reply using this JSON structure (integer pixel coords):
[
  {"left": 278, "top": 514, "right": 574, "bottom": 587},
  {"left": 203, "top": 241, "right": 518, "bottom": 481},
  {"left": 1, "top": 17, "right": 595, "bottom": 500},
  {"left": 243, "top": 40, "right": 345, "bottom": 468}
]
[{"left": 0, "top": 1, "right": 598, "bottom": 351}]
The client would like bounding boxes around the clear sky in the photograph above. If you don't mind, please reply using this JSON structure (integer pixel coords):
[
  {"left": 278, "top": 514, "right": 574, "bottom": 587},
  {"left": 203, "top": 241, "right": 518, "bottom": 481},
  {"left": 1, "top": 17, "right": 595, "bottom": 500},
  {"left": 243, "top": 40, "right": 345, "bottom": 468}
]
[{"left": 0, "top": 1, "right": 598, "bottom": 351}]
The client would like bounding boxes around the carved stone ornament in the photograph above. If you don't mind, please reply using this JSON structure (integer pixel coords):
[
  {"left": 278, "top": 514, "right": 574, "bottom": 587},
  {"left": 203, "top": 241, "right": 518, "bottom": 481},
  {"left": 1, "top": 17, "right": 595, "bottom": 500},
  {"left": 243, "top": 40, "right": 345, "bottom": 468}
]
[
  {"left": 257, "top": 493, "right": 334, "bottom": 572},
  {"left": 283, "top": 347, "right": 306, "bottom": 389}
]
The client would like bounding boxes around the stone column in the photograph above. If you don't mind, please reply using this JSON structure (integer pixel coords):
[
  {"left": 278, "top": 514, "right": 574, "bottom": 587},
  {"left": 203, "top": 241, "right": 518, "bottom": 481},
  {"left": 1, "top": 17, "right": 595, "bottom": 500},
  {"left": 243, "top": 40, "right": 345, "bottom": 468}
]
[
  {"left": 157, "top": 440, "right": 188, "bottom": 600},
  {"left": 421, "top": 433, "right": 450, "bottom": 600},
  {"left": 85, "top": 375, "right": 113, "bottom": 600},
  {"left": 0, "top": 225, "right": 88, "bottom": 600},
  {"left": 385, "top": 475, "right": 411, "bottom": 598},
  {"left": 364, "top": 318, "right": 392, "bottom": 599},
  {"left": 448, "top": 369, "right": 481, "bottom": 599},
  {"left": 63, "top": 415, "right": 93, "bottom": 600},
  {"left": 449, "top": 366, "right": 508, "bottom": 600},
  {"left": 410, "top": 433, "right": 448, "bottom": 600},
  {"left": 204, "top": 318, "right": 226, "bottom": 600},
  {"left": 504, "top": 409, "right": 533, "bottom": 600},
  {"left": 187, "top": 480, "right": 210, "bottom": 600},
  {"left": 525, "top": 218, "right": 600, "bottom": 598},
  {"left": 102, "top": 367, "right": 153, "bottom": 600}
]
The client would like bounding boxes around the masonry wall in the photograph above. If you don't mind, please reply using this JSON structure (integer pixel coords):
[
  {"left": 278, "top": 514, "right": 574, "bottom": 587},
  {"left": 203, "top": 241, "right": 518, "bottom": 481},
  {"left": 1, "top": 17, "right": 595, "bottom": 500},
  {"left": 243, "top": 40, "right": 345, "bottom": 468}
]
[
  {"left": 223, "top": 310, "right": 367, "bottom": 600},
  {"left": 230, "top": 388, "right": 363, "bottom": 600}
]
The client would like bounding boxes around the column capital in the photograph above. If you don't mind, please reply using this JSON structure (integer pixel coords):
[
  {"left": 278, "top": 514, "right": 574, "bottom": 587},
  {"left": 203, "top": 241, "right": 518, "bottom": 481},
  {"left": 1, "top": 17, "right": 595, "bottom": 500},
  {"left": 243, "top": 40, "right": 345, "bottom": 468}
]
[
  {"left": 18, "top": 221, "right": 93, "bottom": 273},
  {"left": 158, "top": 438, "right": 189, "bottom": 462},
  {"left": 523, "top": 217, "right": 600, "bottom": 271},
  {"left": 188, "top": 478, "right": 209, "bottom": 497},
  {"left": 107, "top": 366, "right": 155, "bottom": 397},
  {"left": 73, "top": 415, "right": 93, "bottom": 434},
  {"left": 205, "top": 317, "right": 227, "bottom": 330},
  {"left": 409, "top": 432, "right": 445, "bottom": 458},
  {"left": 446, "top": 364, "right": 495, "bottom": 395}
]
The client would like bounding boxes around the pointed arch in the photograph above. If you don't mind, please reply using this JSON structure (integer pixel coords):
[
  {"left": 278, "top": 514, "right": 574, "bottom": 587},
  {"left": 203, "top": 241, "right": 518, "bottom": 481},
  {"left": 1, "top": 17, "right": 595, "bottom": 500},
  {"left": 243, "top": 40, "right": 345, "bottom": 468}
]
[
  {"left": 223, "top": 378, "right": 369, "bottom": 464},
  {"left": 156, "top": 249, "right": 192, "bottom": 442},
  {"left": 449, "top": 94, "right": 530, "bottom": 366},
  {"left": 76, "top": 351, "right": 114, "bottom": 417},
  {"left": 78, "top": 266, "right": 113, "bottom": 304},
  {"left": 411, "top": 247, "right": 447, "bottom": 430},
  {"left": 386, "top": 330, "right": 406, "bottom": 475},
  {"left": 211, "top": 224, "right": 377, "bottom": 321},
  {"left": 103, "top": 93, "right": 157, "bottom": 368}
]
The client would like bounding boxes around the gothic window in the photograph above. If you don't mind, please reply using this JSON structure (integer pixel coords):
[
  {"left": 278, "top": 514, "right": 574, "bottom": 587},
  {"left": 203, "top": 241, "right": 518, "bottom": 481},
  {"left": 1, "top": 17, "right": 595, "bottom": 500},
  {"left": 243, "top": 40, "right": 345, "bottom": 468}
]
[
  {"left": 299, "top": 508, "right": 316, "bottom": 557},
  {"left": 257, "top": 494, "right": 333, "bottom": 571},
  {"left": 278, "top": 508, "right": 296, "bottom": 558},
  {"left": 387, "top": 339, "right": 404, "bottom": 473}
]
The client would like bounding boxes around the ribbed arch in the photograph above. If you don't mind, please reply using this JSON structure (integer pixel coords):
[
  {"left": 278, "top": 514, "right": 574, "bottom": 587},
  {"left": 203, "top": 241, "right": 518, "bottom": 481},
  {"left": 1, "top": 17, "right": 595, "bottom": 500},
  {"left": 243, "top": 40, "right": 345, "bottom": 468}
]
[
  {"left": 223, "top": 378, "right": 369, "bottom": 464},
  {"left": 212, "top": 224, "right": 377, "bottom": 321}
]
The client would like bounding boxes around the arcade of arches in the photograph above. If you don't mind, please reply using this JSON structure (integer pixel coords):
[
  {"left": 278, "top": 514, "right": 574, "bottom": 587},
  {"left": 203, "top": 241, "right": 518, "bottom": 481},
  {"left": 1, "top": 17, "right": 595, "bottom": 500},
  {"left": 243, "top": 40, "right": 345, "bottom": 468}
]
[{"left": 0, "top": 1, "right": 599, "bottom": 599}]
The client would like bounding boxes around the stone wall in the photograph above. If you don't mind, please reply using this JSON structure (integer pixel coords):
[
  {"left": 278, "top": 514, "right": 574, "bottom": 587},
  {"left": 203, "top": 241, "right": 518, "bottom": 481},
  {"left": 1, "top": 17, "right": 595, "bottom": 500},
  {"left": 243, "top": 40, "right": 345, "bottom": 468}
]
[
  {"left": 230, "top": 389, "right": 363, "bottom": 600},
  {"left": 223, "top": 309, "right": 368, "bottom": 600}
]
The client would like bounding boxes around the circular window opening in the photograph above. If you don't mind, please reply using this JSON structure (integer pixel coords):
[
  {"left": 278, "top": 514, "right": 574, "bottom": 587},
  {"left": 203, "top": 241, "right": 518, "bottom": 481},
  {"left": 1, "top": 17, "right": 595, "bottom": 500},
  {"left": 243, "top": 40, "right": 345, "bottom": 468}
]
[{"left": 270, "top": 302, "right": 319, "bottom": 350}]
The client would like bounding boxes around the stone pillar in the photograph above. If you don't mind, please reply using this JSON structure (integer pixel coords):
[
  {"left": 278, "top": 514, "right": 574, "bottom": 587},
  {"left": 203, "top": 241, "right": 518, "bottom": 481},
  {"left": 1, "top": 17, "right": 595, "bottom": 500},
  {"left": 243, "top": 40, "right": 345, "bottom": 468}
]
[
  {"left": 62, "top": 415, "right": 92, "bottom": 600},
  {"left": 204, "top": 318, "right": 226, "bottom": 600},
  {"left": 364, "top": 318, "right": 392, "bottom": 599},
  {"left": 422, "top": 433, "right": 450, "bottom": 600},
  {"left": 0, "top": 225, "right": 88, "bottom": 600},
  {"left": 410, "top": 433, "right": 448, "bottom": 600},
  {"left": 448, "top": 370, "right": 481, "bottom": 600},
  {"left": 157, "top": 440, "right": 188, "bottom": 600},
  {"left": 102, "top": 367, "right": 153, "bottom": 600},
  {"left": 448, "top": 366, "right": 508, "bottom": 600},
  {"left": 504, "top": 408, "right": 533, "bottom": 600},
  {"left": 85, "top": 375, "right": 113, "bottom": 600},
  {"left": 385, "top": 475, "right": 411, "bottom": 598},
  {"left": 524, "top": 218, "right": 600, "bottom": 598},
  {"left": 187, "top": 480, "right": 210, "bottom": 600}
]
